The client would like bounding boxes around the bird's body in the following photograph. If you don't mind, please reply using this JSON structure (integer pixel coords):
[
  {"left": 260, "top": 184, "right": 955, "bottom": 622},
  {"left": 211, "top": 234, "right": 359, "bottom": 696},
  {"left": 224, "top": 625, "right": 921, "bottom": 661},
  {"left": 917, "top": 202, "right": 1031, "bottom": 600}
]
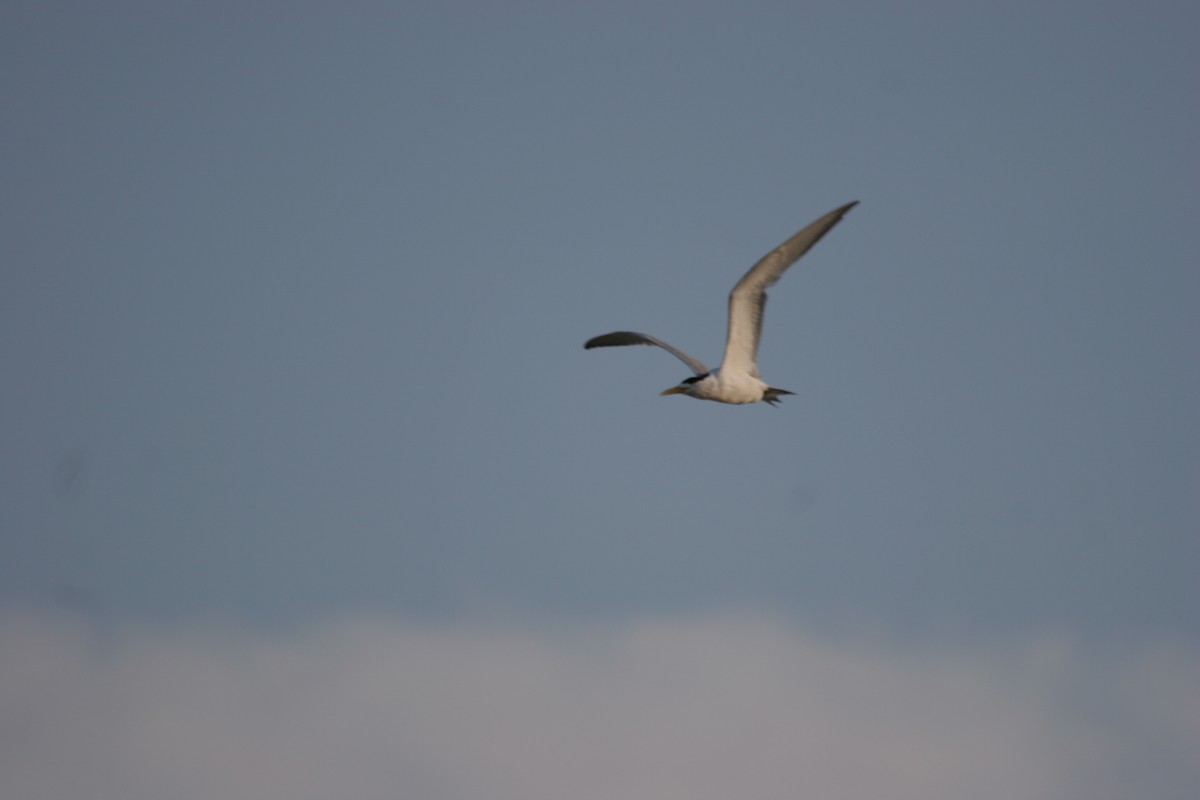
[
  {"left": 585, "top": 200, "right": 858, "bottom": 406},
  {"left": 666, "top": 368, "right": 775, "bottom": 405}
]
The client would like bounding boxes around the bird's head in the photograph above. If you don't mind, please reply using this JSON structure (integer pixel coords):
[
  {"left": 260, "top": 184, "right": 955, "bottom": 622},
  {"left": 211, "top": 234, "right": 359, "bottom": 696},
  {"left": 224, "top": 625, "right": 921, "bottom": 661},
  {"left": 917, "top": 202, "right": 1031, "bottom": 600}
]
[{"left": 660, "top": 373, "right": 708, "bottom": 398}]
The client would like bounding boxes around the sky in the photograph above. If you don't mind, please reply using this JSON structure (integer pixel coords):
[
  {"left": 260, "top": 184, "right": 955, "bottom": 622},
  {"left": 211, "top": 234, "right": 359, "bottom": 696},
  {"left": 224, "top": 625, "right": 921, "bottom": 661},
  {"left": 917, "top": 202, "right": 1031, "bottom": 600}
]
[{"left": 1, "top": 1, "right": 1197, "bottom": 798}]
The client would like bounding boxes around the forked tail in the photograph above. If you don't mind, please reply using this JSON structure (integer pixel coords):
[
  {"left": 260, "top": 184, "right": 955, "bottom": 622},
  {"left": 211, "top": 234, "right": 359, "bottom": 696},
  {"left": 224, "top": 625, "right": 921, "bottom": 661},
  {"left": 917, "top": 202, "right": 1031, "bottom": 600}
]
[{"left": 763, "top": 387, "right": 794, "bottom": 407}]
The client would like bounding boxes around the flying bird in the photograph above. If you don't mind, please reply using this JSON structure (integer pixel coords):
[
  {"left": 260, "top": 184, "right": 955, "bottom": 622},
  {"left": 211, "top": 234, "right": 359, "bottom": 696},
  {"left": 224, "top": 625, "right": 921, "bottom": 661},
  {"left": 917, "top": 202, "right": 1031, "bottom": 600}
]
[{"left": 584, "top": 201, "right": 858, "bottom": 406}]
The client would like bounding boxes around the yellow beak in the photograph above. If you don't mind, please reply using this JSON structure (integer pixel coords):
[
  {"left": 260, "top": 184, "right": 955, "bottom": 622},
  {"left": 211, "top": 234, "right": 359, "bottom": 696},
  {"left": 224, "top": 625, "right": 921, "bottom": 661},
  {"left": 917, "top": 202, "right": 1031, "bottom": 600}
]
[{"left": 660, "top": 385, "right": 687, "bottom": 396}]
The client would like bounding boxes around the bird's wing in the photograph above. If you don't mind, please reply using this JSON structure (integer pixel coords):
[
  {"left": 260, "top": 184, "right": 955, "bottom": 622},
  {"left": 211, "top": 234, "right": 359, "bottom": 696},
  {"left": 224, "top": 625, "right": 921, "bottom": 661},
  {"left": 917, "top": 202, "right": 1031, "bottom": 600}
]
[
  {"left": 720, "top": 201, "right": 858, "bottom": 377},
  {"left": 584, "top": 331, "right": 709, "bottom": 376}
]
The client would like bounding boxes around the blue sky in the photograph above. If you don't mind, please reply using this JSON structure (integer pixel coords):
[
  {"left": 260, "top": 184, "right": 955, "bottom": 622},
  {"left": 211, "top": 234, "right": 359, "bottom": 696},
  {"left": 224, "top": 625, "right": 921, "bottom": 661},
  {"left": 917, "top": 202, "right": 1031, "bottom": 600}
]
[{"left": 2, "top": 2, "right": 1197, "bottom": 798}]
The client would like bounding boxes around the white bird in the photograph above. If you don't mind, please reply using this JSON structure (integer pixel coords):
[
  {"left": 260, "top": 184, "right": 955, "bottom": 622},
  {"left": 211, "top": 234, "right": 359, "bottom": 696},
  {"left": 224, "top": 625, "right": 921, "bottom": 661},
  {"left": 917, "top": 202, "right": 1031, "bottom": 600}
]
[{"left": 585, "top": 201, "right": 858, "bottom": 406}]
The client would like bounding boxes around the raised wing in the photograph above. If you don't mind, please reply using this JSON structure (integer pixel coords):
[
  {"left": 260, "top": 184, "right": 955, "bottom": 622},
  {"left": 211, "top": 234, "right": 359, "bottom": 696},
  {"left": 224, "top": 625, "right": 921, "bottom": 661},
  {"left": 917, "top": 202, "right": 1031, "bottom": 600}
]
[
  {"left": 584, "top": 331, "right": 709, "bottom": 376},
  {"left": 720, "top": 201, "right": 858, "bottom": 376}
]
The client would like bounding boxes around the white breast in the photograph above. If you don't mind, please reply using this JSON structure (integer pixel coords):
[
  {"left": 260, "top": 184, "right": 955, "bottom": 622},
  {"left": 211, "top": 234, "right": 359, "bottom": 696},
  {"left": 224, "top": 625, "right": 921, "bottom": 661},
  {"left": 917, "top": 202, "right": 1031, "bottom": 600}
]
[{"left": 704, "top": 369, "right": 768, "bottom": 404}]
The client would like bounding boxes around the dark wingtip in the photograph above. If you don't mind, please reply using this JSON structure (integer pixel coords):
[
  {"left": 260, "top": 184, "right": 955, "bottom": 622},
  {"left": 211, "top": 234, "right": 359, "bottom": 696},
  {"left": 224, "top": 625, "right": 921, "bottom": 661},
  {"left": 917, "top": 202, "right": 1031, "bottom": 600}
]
[{"left": 584, "top": 332, "right": 642, "bottom": 350}]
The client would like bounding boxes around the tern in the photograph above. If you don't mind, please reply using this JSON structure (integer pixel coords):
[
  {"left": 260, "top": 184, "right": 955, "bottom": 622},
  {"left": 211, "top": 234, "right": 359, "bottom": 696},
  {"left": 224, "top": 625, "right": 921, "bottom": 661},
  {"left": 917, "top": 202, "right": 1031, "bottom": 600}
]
[{"left": 585, "top": 200, "right": 858, "bottom": 406}]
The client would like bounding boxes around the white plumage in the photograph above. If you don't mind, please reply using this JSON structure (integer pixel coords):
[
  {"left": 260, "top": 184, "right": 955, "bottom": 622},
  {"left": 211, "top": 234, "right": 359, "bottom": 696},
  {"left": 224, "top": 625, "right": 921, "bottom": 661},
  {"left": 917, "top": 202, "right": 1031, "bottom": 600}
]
[{"left": 585, "top": 201, "right": 858, "bottom": 406}]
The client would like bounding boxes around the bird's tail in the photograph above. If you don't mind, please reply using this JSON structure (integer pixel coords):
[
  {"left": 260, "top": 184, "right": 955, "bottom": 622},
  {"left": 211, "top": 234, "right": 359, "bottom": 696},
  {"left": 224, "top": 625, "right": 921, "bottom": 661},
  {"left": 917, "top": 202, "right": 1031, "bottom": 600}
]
[{"left": 763, "top": 387, "right": 794, "bottom": 407}]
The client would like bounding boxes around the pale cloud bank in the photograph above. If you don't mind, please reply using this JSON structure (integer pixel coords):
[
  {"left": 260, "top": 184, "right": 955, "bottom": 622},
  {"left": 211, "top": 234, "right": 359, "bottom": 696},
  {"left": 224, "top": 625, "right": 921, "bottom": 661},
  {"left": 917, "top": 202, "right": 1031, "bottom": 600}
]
[{"left": 1, "top": 611, "right": 1196, "bottom": 800}]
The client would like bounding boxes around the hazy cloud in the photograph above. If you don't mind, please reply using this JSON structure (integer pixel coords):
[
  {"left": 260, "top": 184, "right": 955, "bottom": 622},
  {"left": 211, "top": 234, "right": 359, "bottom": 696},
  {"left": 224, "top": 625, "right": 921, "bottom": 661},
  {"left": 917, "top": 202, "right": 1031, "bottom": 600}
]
[{"left": 1, "top": 611, "right": 1196, "bottom": 800}]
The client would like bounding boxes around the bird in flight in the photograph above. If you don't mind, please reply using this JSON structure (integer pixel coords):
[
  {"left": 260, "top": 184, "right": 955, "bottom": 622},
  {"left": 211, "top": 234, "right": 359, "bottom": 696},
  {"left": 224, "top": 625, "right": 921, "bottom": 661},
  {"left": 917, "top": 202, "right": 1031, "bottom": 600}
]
[{"left": 584, "top": 201, "right": 858, "bottom": 406}]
